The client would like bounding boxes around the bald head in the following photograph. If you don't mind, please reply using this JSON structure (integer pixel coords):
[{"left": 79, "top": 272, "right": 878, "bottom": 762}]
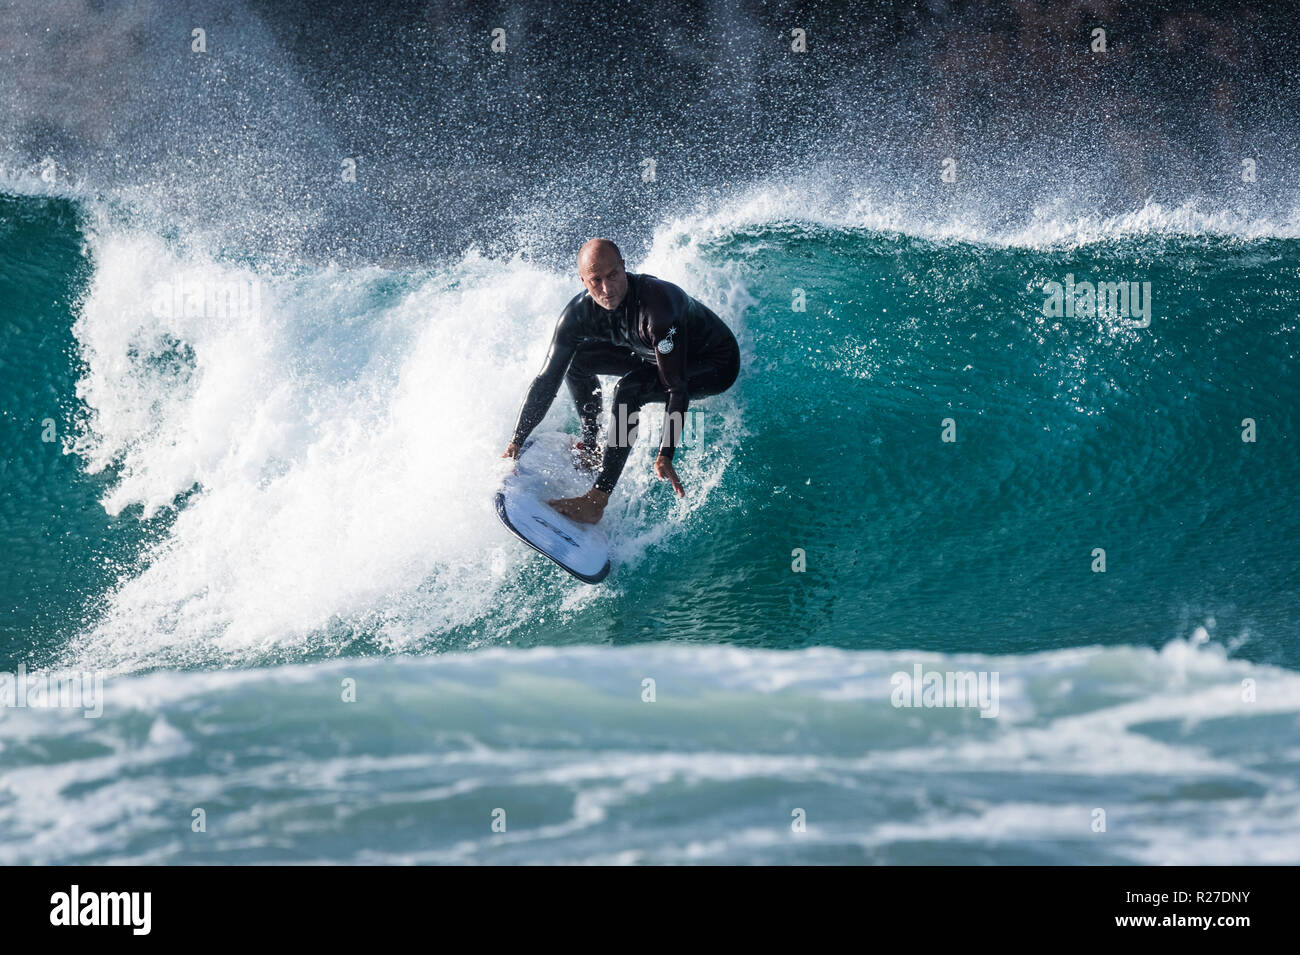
[
  {"left": 578, "top": 238, "right": 628, "bottom": 311},
  {"left": 578, "top": 238, "right": 622, "bottom": 268}
]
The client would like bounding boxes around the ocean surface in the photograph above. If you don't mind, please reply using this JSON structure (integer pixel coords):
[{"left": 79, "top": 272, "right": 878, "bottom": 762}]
[
  {"left": 3, "top": 0, "right": 1299, "bottom": 865},
  {"left": 2, "top": 185, "right": 1298, "bottom": 863}
]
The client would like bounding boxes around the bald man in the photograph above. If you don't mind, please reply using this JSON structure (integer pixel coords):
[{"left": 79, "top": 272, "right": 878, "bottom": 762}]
[{"left": 502, "top": 239, "right": 740, "bottom": 524}]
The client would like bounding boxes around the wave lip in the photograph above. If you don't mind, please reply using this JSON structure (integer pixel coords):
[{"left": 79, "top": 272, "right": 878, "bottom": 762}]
[{"left": 654, "top": 178, "right": 1300, "bottom": 249}]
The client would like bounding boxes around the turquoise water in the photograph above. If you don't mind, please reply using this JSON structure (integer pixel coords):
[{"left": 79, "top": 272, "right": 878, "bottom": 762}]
[
  {"left": 3, "top": 192, "right": 1297, "bottom": 669},
  {"left": 1, "top": 186, "right": 1298, "bottom": 863},
  {"left": 4, "top": 643, "right": 1297, "bottom": 865}
]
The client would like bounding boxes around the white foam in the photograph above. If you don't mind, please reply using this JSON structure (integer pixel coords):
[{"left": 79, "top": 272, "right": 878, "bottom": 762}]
[
  {"left": 5, "top": 638, "right": 1297, "bottom": 864},
  {"left": 649, "top": 174, "right": 1300, "bottom": 249},
  {"left": 63, "top": 223, "right": 751, "bottom": 669}
]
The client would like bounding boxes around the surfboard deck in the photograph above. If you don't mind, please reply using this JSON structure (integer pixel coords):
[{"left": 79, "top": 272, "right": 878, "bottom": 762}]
[{"left": 495, "top": 432, "right": 611, "bottom": 584}]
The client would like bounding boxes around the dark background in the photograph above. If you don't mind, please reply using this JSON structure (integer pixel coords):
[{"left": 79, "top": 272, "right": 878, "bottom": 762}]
[{"left": 3, "top": 0, "right": 1298, "bottom": 264}]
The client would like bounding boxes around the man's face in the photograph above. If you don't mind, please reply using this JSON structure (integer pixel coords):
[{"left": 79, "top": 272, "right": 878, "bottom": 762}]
[{"left": 579, "top": 250, "right": 628, "bottom": 311}]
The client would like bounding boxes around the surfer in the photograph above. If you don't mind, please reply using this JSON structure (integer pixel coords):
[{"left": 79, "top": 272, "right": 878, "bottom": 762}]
[{"left": 502, "top": 238, "right": 740, "bottom": 524}]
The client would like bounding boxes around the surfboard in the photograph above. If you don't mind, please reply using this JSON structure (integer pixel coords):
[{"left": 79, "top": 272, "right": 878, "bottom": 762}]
[{"left": 495, "top": 432, "right": 611, "bottom": 584}]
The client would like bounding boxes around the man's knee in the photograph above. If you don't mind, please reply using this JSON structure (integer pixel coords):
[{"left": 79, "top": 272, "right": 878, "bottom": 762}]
[
  {"left": 608, "top": 378, "right": 655, "bottom": 447},
  {"left": 565, "top": 360, "right": 600, "bottom": 403}
]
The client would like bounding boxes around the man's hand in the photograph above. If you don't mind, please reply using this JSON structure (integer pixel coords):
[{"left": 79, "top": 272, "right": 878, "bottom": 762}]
[
  {"left": 655, "top": 454, "right": 685, "bottom": 497},
  {"left": 502, "top": 442, "right": 520, "bottom": 459},
  {"left": 547, "top": 487, "right": 610, "bottom": 524}
]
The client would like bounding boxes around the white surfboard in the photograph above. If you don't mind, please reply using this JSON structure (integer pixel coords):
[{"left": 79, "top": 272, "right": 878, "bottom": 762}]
[{"left": 495, "top": 432, "right": 611, "bottom": 584}]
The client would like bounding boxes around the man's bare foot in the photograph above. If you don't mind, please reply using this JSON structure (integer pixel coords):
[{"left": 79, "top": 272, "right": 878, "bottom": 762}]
[{"left": 548, "top": 487, "right": 609, "bottom": 524}]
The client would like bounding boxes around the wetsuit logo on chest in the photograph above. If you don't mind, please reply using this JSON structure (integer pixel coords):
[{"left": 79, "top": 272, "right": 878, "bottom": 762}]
[{"left": 656, "top": 326, "right": 677, "bottom": 354}]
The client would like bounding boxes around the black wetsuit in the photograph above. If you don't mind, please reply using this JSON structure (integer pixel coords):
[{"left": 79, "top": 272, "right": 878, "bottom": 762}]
[{"left": 510, "top": 272, "right": 740, "bottom": 494}]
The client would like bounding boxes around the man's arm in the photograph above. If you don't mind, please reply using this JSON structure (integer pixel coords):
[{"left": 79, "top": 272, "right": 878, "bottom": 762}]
[
  {"left": 648, "top": 301, "right": 690, "bottom": 461},
  {"left": 509, "top": 309, "right": 579, "bottom": 450}
]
